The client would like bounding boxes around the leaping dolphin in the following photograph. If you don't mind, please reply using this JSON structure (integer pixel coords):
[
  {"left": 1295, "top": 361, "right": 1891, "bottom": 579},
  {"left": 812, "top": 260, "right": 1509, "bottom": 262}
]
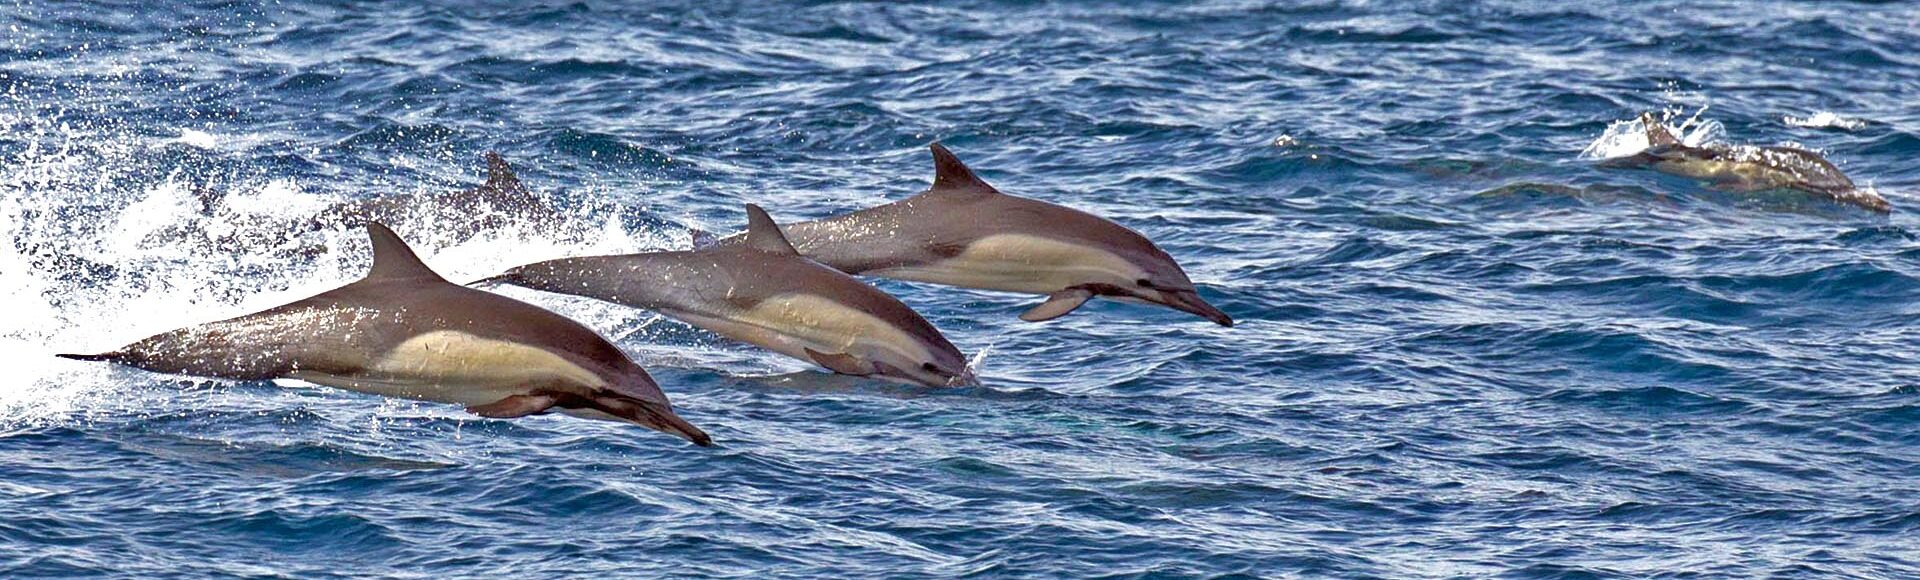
[
  {"left": 59, "top": 223, "right": 711, "bottom": 446},
  {"left": 1603, "top": 112, "right": 1890, "bottom": 212},
  {"left": 478, "top": 204, "right": 973, "bottom": 388},
  {"left": 701, "top": 144, "right": 1234, "bottom": 326}
]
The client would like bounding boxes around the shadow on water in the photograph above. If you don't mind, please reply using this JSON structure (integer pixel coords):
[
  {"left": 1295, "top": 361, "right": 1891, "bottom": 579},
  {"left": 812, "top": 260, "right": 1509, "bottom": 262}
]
[
  {"left": 727, "top": 370, "right": 1067, "bottom": 402},
  {"left": 115, "top": 433, "right": 457, "bottom": 477},
  {"left": 1468, "top": 178, "right": 1895, "bottom": 219}
]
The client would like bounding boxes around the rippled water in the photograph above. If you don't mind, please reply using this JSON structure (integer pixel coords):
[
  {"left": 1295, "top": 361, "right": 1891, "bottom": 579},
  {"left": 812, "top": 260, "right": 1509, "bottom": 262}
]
[{"left": 5, "top": 1, "right": 1920, "bottom": 577}]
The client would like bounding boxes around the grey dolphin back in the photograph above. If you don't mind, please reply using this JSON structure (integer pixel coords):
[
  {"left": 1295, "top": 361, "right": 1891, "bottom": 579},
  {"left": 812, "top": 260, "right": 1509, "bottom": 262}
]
[
  {"left": 51, "top": 223, "right": 440, "bottom": 378},
  {"left": 1764, "top": 146, "right": 1855, "bottom": 192}
]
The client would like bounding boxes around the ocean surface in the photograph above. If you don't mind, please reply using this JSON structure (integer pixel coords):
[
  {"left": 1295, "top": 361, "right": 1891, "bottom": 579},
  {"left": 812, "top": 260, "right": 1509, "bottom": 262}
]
[{"left": 4, "top": 1, "right": 1920, "bottom": 577}]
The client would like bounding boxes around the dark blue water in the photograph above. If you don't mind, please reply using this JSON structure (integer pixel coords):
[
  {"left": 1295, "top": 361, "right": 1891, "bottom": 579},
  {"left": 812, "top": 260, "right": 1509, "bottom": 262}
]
[{"left": 5, "top": 1, "right": 1920, "bottom": 577}]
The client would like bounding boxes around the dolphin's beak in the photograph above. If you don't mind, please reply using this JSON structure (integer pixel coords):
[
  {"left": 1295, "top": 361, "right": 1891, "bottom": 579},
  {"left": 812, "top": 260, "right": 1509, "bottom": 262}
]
[
  {"left": 1842, "top": 189, "right": 1893, "bottom": 213},
  {"left": 1160, "top": 289, "right": 1234, "bottom": 327},
  {"left": 873, "top": 360, "right": 979, "bottom": 388},
  {"left": 634, "top": 402, "right": 714, "bottom": 447}
]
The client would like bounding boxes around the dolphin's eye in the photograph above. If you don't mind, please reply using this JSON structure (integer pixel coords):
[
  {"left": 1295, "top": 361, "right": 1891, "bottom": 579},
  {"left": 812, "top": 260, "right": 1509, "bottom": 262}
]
[
  {"left": 1136, "top": 278, "right": 1153, "bottom": 288},
  {"left": 922, "top": 362, "right": 957, "bottom": 379}
]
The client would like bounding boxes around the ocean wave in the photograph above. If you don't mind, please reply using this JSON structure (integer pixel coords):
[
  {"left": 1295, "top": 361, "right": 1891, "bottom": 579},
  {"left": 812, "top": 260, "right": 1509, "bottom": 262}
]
[{"left": 6, "top": 0, "right": 1920, "bottom": 576}]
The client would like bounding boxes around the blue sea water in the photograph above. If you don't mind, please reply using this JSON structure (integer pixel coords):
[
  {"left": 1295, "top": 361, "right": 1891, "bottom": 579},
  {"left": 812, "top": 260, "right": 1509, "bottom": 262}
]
[{"left": 4, "top": 0, "right": 1920, "bottom": 577}]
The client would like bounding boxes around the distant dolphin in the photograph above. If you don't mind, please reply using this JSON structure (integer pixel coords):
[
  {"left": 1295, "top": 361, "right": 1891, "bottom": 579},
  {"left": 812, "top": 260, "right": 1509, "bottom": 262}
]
[
  {"left": 159, "top": 152, "right": 570, "bottom": 258},
  {"left": 318, "top": 152, "right": 566, "bottom": 234},
  {"left": 59, "top": 223, "right": 711, "bottom": 446},
  {"left": 1604, "top": 113, "right": 1890, "bottom": 212},
  {"left": 479, "top": 204, "right": 973, "bottom": 388},
  {"left": 699, "top": 144, "right": 1234, "bottom": 326}
]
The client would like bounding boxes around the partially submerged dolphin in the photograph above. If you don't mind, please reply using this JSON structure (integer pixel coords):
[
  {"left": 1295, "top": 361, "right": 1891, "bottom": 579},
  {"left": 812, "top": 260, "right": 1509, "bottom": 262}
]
[
  {"left": 160, "top": 152, "right": 570, "bottom": 259},
  {"left": 699, "top": 144, "right": 1234, "bottom": 326},
  {"left": 60, "top": 223, "right": 711, "bottom": 446},
  {"left": 479, "top": 204, "right": 973, "bottom": 388},
  {"left": 1603, "top": 113, "right": 1889, "bottom": 212},
  {"left": 319, "top": 152, "right": 566, "bottom": 233}
]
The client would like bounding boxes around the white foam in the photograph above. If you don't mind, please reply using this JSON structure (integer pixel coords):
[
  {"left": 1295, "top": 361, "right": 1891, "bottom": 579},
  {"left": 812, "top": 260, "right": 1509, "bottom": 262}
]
[
  {"left": 214, "top": 179, "right": 336, "bottom": 216},
  {"left": 171, "top": 128, "right": 219, "bottom": 149},
  {"left": 1580, "top": 108, "right": 1723, "bottom": 160},
  {"left": 1783, "top": 111, "right": 1866, "bottom": 131},
  {"left": 0, "top": 111, "right": 677, "bottom": 426},
  {"left": 965, "top": 340, "right": 994, "bottom": 380}
]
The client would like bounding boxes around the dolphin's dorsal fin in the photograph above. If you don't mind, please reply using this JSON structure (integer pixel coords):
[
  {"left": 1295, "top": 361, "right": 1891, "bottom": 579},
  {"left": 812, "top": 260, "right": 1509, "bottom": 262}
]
[
  {"left": 929, "top": 142, "right": 997, "bottom": 194},
  {"left": 741, "top": 204, "right": 799, "bottom": 255},
  {"left": 484, "top": 152, "right": 523, "bottom": 192},
  {"left": 1639, "top": 113, "right": 1680, "bottom": 147},
  {"left": 364, "top": 223, "right": 446, "bottom": 282}
]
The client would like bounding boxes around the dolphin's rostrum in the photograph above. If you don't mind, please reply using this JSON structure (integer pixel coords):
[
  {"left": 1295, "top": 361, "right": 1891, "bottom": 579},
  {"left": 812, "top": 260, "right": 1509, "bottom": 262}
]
[{"left": 60, "top": 223, "right": 712, "bottom": 446}]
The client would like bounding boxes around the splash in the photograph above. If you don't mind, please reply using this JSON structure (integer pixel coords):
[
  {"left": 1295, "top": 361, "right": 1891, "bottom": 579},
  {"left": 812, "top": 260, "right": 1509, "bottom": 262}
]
[
  {"left": 1783, "top": 111, "right": 1866, "bottom": 131},
  {"left": 1579, "top": 107, "right": 1723, "bottom": 160},
  {"left": 0, "top": 114, "right": 667, "bottom": 426},
  {"left": 169, "top": 129, "right": 219, "bottom": 149},
  {"left": 964, "top": 340, "right": 995, "bottom": 383}
]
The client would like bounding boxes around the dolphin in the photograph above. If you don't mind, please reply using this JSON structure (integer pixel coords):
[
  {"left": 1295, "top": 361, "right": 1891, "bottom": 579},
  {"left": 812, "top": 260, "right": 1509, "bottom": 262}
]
[
  {"left": 699, "top": 144, "right": 1234, "bottom": 326},
  {"left": 318, "top": 152, "right": 566, "bottom": 234},
  {"left": 154, "top": 152, "right": 570, "bottom": 260},
  {"left": 1603, "top": 112, "right": 1890, "bottom": 212},
  {"left": 59, "top": 223, "right": 711, "bottom": 446},
  {"left": 477, "top": 204, "right": 973, "bottom": 388}
]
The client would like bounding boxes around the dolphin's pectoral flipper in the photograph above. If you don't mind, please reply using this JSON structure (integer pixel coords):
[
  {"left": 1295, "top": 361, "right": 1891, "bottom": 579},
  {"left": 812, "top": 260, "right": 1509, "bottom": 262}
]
[
  {"left": 1020, "top": 288, "right": 1094, "bottom": 322},
  {"left": 804, "top": 348, "right": 872, "bottom": 375},
  {"left": 466, "top": 393, "right": 560, "bottom": 418}
]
